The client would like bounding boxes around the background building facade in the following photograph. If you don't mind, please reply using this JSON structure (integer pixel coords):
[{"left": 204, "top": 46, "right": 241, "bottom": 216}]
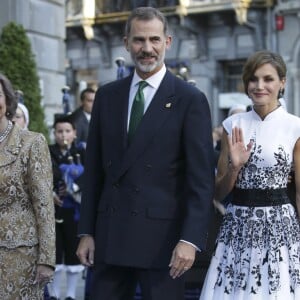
[
  {"left": 0, "top": 0, "right": 66, "bottom": 129},
  {"left": 66, "top": 0, "right": 300, "bottom": 126}
]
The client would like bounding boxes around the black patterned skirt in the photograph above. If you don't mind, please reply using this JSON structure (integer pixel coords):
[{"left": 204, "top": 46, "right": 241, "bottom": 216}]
[{"left": 200, "top": 203, "right": 300, "bottom": 300}]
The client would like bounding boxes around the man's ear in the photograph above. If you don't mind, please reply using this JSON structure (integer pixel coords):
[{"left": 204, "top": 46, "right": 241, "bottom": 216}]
[
  {"left": 124, "top": 36, "right": 129, "bottom": 52},
  {"left": 166, "top": 35, "right": 172, "bottom": 50}
]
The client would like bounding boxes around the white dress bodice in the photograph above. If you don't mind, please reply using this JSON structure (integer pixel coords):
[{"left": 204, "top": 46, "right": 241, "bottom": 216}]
[{"left": 223, "top": 106, "right": 300, "bottom": 189}]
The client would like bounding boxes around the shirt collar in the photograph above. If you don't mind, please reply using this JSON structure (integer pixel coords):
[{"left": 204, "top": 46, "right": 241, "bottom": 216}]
[{"left": 131, "top": 65, "right": 167, "bottom": 89}]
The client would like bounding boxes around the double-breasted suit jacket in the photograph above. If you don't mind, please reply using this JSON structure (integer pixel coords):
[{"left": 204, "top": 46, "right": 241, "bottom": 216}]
[
  {"left": 79, "top": 70, "right": 215, "bottom": 268},
  {"left": 0, "top": 125, "right": 55, "bottom": 267}
]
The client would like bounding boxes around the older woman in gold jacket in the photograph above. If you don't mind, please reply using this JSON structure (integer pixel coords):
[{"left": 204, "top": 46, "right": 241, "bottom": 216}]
[{"left": 0, "top": 73, "right": 55, "bottom": 299}]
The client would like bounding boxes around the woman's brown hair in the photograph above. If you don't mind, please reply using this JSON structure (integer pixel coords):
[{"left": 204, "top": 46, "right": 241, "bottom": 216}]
[{"left": 0, "top": 73, "right": 18, "bottom": 120}]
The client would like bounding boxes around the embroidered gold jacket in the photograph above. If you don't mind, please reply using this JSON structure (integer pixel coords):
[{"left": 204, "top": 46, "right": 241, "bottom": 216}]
[{"left": 0, "top": 125, "right": 55, "bottom": 267}]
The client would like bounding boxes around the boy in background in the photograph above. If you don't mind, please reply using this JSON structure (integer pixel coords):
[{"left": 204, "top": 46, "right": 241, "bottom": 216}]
[{"left": 48, "top": 115, "right": 85, "bottom": 300}]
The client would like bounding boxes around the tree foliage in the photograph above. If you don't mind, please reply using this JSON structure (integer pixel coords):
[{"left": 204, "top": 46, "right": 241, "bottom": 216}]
[{"left": 0, "top": 22, "right": 48, "bottom": 137}]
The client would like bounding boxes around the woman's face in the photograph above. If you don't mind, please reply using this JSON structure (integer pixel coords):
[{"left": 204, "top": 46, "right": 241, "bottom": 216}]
[
  {"left": 13, "top": 107, "right": 27, "bottom": 129},
  {"left": 0, "top": 83, "right": 7, "bottom": 122},
  {"left": 247, "top": 63, "right": 285, "bottom": 108}
]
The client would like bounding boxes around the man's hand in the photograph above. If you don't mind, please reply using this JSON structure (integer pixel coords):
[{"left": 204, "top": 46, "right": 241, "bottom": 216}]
[
  {"left": 169, "top": 241, "right": 196, "bottom": 279},
  {"left": 53, "top": 192, "right": 63, "bottom": 206},
  {"left": 76, "top": 235, "right": 95, "bottom": 267}
]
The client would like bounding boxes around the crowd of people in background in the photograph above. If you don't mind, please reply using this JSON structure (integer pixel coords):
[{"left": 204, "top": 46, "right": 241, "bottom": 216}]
[{"left": 47, "top": 115, "right": 85, "bottom": 300}]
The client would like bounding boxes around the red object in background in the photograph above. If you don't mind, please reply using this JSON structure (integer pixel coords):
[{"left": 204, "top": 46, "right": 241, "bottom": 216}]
[{"left": 275, "top": 14, "right": 284, "bottom": 31}]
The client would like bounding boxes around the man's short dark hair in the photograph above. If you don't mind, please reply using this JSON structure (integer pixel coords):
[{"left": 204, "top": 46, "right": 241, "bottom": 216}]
[
  {"left": 125, "top": 7, "right": 169, "bottom": 37},
  {"left": 80, "top": 87, "right": 96, "bottom": 102}
]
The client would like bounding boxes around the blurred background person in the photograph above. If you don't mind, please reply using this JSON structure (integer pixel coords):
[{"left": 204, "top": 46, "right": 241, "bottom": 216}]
[
  {"left": 115, "top": 56, "right": 130, "bottom": 80},
  {"left": 227, "top": 103, "right": 247, "bottom": 117},
  {"left": 62, "top": 86, "right": 71, "bottom": 115},
  {"left": 13, "top": 102, "right": 30, "bottom": 129},
  {"left": 71, "top": 87, "right": 96, "bottom": 147}
]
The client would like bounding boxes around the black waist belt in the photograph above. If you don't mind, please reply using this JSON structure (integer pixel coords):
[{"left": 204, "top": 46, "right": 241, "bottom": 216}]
[{"left": 232, "top": 188, "right": 290, "bottom": 207}]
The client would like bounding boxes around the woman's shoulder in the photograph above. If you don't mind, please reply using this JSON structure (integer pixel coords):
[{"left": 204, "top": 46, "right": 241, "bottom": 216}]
[
  {"left": 18, "top": 129, "right": 48, "bottom": 150},
  {"left": 20, "top": 129, "right": 46, "bottom": 141},
  {"left": 284, "top": 110, "right": 300, "bottom": 122}
]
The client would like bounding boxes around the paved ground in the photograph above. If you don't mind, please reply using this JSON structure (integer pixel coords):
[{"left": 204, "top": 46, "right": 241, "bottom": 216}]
[
  {"left": 46, "top": 270, "right": 86, "bottom": 300},
  {"left": 72, "top": 272, "right": 86, "bottom": 300}
]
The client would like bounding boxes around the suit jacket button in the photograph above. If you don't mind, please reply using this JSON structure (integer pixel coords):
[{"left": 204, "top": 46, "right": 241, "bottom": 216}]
[
  {"left": 113, "top": 183, "right": 120, "bottom": 189},
  {"left": 131, "top": 210, "right": 138, "bottom": 216}
]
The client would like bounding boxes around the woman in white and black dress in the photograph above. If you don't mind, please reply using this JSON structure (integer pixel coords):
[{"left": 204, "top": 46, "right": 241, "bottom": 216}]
[{"left": 200, "top": 50, "right": 300, "bottom": 300}]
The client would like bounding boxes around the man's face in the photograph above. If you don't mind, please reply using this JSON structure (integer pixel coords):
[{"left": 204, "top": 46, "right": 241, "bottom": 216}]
[
  {"left": 82, "top": 92, "right": 95, "bottom": 114},
  {"left": 124, "top": 17, "right": 171, "bottom": 79}
]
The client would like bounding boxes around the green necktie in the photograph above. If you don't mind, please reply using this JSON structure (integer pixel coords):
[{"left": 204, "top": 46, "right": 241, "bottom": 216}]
[{"left": 128, "top": 81, "right": 148, "bottom": 142}]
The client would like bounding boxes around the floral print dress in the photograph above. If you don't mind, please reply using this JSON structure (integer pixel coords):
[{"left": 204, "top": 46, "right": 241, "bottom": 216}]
[{"left": 200, "top": 107, "right": 300, "bottom": 300}]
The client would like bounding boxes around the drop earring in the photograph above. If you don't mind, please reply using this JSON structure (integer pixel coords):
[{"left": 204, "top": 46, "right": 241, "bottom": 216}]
[{"left": 278, "top": 89, "right": 283, "bottom": 99}]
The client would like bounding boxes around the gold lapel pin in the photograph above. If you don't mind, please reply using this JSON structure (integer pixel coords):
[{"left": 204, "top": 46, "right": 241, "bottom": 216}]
[{"left": 165, "top": 103, "right": 172, "bottom": 108}]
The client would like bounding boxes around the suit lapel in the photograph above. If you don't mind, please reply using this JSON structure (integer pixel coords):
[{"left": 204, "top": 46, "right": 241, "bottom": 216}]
[
  {"left": 116, "top": 71, "right": 176, "bottom": 179},
  {"left": 0, "top": 125, "right": 22, "bottom": 167}
]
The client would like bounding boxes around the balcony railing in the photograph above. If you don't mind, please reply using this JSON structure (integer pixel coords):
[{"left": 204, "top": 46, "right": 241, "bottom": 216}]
[{"left": 66, "top": 0, "right": 275, "bottom": 36}]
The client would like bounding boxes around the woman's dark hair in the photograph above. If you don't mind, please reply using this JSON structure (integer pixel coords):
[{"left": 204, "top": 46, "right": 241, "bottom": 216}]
[
  {"left": 242, "top": 50, "right": 287, "bottom": 97},
  {"left": 125, "top": 6, "right": 169, "bottom": 37},
  {"left": 0, "top": 73, "right": 18, "bottom": 120}
]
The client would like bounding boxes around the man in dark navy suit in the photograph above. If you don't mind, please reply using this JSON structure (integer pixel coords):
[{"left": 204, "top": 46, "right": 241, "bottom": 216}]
[
  {"left": 71, "top": 88, "right": 95, "bottom": 145},
  {"left": 77, "top": 6, "right": 214, "bottom": 300}
]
